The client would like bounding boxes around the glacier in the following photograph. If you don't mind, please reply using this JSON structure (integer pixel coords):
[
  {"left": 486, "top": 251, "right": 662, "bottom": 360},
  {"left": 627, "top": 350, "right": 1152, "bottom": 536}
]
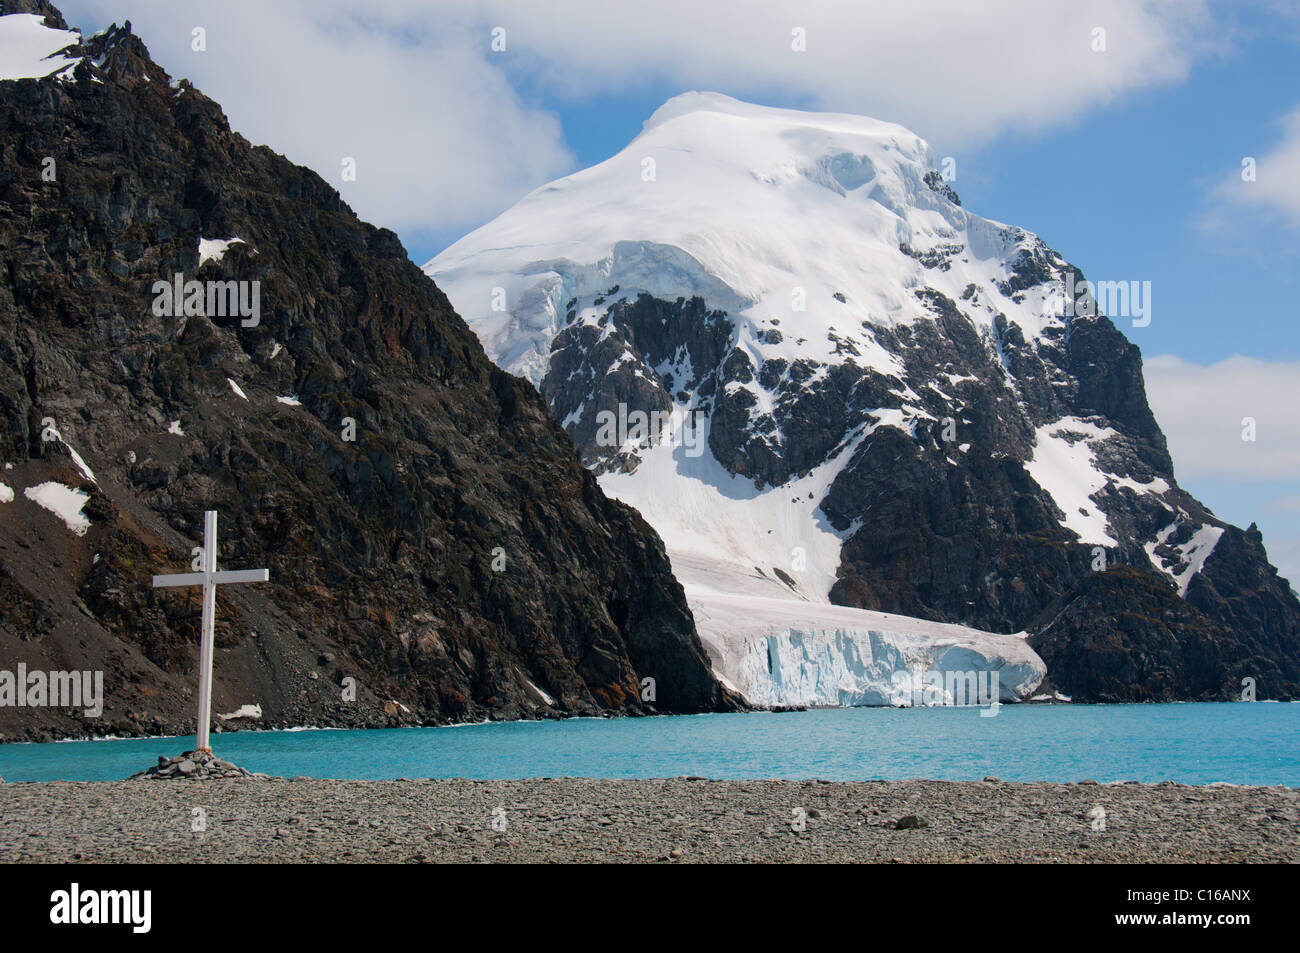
[{"left": 683, "top": 554, "right": 1044, "bottom": 708}]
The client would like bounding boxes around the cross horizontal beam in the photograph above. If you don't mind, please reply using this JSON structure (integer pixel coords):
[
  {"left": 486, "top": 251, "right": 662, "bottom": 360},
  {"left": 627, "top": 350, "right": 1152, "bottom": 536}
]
[
  {"left": 152, "top": 572, "right": 203, "bottom": 588},
  {"left": 211, "top": 568, "right": 270, "bottom": 585},
  {"left": 153, "top": 569, "right": 269, "bottom": 588}
]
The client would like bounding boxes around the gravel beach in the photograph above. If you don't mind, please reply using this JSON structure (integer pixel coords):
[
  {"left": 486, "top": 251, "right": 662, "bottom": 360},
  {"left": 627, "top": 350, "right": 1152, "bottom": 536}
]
[{"left": 1, "top": 777, "right": 1296, "bottom": 863}]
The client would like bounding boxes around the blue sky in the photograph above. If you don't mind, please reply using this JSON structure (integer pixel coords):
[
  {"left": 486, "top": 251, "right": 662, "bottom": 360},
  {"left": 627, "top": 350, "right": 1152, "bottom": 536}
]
[{"left": 54, "top": 0, "right": 1300, "bottom": 582}]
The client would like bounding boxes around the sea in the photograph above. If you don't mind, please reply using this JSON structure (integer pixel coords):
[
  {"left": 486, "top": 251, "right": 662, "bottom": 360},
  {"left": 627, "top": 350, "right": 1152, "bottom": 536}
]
[{"left": 1, "top": 702, "right": 1296, "bottom": 785}]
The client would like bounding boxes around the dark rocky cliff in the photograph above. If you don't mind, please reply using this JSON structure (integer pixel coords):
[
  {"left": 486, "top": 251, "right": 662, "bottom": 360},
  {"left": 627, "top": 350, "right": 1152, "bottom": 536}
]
[{"left": 0, "top": 2, "right": 738, "bottom": 741}]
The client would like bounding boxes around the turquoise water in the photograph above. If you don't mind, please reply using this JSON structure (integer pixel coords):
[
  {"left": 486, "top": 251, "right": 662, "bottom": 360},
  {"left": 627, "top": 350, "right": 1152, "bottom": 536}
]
[{"left": 1, "top": 703, "right": 1296, "bottom": 785}]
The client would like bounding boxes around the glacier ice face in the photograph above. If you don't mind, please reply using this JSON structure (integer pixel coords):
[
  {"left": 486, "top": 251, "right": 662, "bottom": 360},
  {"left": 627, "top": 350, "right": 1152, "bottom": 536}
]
[{"left": 691, "top": 580, "right": 1045, "bottom": 708}]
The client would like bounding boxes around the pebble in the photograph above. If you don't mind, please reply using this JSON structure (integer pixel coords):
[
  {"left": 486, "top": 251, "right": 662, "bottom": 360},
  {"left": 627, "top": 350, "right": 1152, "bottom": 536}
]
[{"left": 1, "top": 777, "right": 1293, "bottom": 863}]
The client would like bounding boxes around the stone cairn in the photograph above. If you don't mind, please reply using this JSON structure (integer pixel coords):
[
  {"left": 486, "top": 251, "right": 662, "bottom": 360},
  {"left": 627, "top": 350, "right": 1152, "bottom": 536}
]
[{"left": 129, "top": 749, "right": 270, "bottom": 780}]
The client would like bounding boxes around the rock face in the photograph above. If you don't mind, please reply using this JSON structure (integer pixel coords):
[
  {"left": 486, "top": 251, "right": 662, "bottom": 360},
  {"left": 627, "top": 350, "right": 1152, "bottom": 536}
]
[
  {"left": 429, "top": 92, "right": 1300, "bottom": 703},
  {"left": 1027, "top": 566, "right": 1263, "bottom": 703},
  {"left": 0, "top": 4, "right": 738, "bottom": 742}
]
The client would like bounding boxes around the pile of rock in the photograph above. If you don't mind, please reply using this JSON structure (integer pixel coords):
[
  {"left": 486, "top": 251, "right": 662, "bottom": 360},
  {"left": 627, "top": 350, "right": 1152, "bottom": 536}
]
[{"left": 129, "top": 750, "right": 268, "bottom": 780}]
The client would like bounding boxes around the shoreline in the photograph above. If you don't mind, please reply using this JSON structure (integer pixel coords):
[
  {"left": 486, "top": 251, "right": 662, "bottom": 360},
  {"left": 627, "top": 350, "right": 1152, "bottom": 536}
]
[{"left": 2, "top": 777, "right": 1296, "bottom": 863}]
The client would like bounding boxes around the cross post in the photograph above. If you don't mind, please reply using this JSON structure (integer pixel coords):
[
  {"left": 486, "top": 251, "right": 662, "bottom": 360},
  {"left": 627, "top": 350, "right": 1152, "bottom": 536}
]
[{"left": 152, "top": 510, "right": 269, "bottom": 752}]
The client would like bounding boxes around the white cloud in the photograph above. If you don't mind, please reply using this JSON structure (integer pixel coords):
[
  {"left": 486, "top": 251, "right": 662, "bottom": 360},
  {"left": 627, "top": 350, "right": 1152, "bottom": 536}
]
[
  {"left": 57, "top": 0, "right": 1219, "bottom": 237},
  {"left": 1143, "top": 354, "right": 1300, "bottom": 481},
  {"left": 470, "top": 0, "right": 1215, "bottom": 144},
  {"left": 1144, "top": 355, "right": 1300, "bottom": 587},
  {"left": 1211, "top": 104, "right": 1300, "bottom": 229}
]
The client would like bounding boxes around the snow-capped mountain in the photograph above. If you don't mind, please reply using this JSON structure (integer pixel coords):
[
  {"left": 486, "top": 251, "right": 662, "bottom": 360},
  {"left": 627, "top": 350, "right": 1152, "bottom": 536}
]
[{"left": 428, "top": 92, "right": 1300, "bottom": 703}]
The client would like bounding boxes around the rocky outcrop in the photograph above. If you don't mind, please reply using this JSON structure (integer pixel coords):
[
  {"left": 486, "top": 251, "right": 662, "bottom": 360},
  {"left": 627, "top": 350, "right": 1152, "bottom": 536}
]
[
  {"left": 0, "top": 4, "right": 739, "bottom": 741},
  {"left": 129, "top": 750, "right": 265, "bottom": 780},
  {"left": 1027, "top": 566, "right": 1252, "bottom": 702},
  {"left": 1031, "top": 526, "right": 1300, "bottom": 701}
]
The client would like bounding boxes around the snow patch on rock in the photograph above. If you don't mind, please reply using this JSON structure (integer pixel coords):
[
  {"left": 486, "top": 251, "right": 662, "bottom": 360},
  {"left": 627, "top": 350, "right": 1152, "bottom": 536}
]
[
  {"left": 198, "top": 237, "right": 244, "bottom": 267},
  {"left": 0, "top": 13, "right": 81, "bottom": 82},
  {"left": 217, "top": 704, "right": 262, "bottom": 721},
  {"left": 63, "top": 441, "right": 96, "bottom": 484},
  {"left": 524, "top": 679, "right": 556, "bottom": 706},
  {"left": 1025, "top": 417, "right": 1172, "bottom": 549},
  {"left": 24, "top": 481, "right": 91, "bottom": 535}
]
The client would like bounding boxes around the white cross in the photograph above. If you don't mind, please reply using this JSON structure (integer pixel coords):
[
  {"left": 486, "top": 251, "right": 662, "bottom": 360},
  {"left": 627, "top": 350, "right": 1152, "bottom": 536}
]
[{"left": 152, "top": 510, "right": 269, "bottom": 753}]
